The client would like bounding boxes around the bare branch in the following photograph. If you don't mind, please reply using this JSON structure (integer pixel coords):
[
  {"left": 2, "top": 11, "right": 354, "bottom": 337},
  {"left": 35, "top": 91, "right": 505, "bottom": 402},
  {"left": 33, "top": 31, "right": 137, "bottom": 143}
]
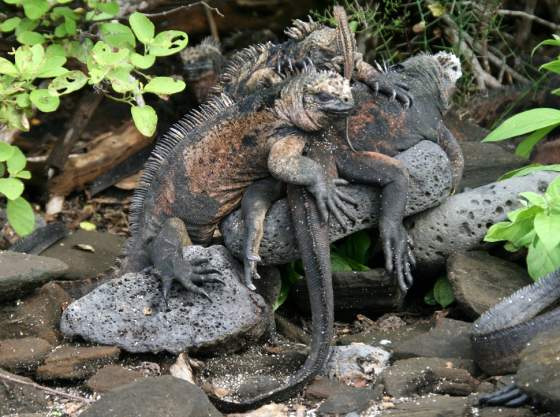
[
  {"left": 498, "top": 9, "right": 560, "bottom": 32},
  {"left": 143, "top": 2, "right": 224, "bottom": 18}
]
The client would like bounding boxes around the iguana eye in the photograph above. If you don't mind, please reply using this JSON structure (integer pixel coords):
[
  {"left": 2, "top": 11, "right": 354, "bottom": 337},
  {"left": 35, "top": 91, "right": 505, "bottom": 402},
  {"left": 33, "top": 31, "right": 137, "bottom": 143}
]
[
  {"left": 317, "top": 92, "right": 333, "bottom": 102},
  {"left": 390, "top": 64, "right": 405, "bottom": 73}
]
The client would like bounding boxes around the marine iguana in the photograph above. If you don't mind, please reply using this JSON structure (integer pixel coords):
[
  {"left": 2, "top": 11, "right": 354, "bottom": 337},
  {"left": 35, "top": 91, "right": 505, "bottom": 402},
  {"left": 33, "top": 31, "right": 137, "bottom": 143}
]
[
  {"left": 474, "top": 268, "right": 560, "bottom": 408},
  {"left": 180, "top": 37, "right": 225, "bottom": 103},
  {"left": 240, "top": 51, "right": 464, "bottom": 292}
]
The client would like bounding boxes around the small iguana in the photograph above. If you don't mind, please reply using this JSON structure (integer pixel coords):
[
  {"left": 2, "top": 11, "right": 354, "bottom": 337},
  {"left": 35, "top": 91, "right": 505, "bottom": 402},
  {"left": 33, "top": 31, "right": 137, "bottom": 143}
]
[
  {"left": 239, "top": 51, "right": 464, "bottom": 292},
  {"left": 180, "top": 37, "right": 225, "bottom": 103}
]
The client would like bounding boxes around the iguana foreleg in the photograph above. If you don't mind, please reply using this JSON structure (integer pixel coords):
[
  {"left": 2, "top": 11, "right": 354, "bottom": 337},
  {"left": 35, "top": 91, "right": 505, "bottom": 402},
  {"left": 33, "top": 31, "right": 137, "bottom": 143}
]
[
  {"left": 336, "top": 150, "right": 415, "bottom": 292},
  {"left": 147, "top": 217, "right": 225, "bottom": 309},
  {"left": 241, "top": 178, "right": 286, "bottom": 289}
]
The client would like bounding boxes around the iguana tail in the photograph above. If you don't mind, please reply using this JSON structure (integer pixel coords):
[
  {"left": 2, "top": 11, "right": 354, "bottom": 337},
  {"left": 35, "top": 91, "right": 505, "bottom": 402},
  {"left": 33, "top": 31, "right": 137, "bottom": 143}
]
[{"left": 210, "top": 185, "right": 334, "bottom": 412}]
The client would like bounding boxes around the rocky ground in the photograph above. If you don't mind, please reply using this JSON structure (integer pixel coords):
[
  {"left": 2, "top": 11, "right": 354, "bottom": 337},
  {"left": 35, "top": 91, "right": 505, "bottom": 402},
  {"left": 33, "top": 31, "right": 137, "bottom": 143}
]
[{"left": 1, "top": 114, "right": 560, "bottom": 417}]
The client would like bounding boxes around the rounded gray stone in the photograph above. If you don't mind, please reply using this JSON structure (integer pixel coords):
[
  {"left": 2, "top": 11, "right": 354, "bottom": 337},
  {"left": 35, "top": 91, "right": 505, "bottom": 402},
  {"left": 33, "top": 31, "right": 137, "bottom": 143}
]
[
  {"left": 0, "top": 251, "right": 68, "bottom": 302},
  {"left": 221, "top": 140, "right": 453, "bottom": 265},
  {"left": 409, "top": 172, "right": 560, "bottom": 272},
  {"left": 60, "top": 245, "right": 271, "bottom": 354}
]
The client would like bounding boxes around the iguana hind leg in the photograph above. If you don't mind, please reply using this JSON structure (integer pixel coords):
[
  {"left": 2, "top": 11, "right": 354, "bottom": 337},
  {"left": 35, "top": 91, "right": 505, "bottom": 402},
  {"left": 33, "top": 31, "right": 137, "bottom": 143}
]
[
  {"left": 336, "top": 150, "right": 415, "bottom": 292},
  {"left": 241, "top": 178, "right": 286, "bottom": 290}
]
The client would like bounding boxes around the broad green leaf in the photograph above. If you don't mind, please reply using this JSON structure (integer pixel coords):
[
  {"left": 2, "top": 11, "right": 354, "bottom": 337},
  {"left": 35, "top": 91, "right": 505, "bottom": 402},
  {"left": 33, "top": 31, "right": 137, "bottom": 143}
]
[
  {"left": 108, "top": 68, "right": 138, "bottom": 93},
  {"left": 483, "top": 108, "right": 560, "bottom": 142},
  {"left": 143, "top": 76, "right": 186, "bottom": 95},
  {"left": 99, "top": 22, "right": 136, "bottom": 49},
  {"left": 149, "top": 30, "right": 188, "bottom": 56},
  {"left": 16, "top": 170, "right": 31, "bottom": 179},
  {"left": 499, "top": 164, "right": 560, "bottom": 180},
  {"left": 515, "top": 125, "right": 556, "bottom": 158},
  {"left": 46, "top": 44, "right": 66, "bottom": 57},
  {"left": 22, "top": 0, "right": 49, "bottom": 19},
  {"left": 48, "top": 71, "right": 88, "bottom": 95},
  {"left": 15, "top": 44, "right": 44, "bottom": 77},
  {"left": 534, "top": 212, "right": 560, "bottom": 252},
  {"left": 16, "top": 31, "right": 45, "bottom": 45},
  {"left": 36, "top": 55, "right": 68, "bottom": 78},
  {"left": 129, "top": 12, "right": 155, "bottom": 44},
  {"left": 54, "top": 23, "right": 67, "bottom": 38},
  {"left": 484, "top": 206, "right": 541, "bottom": 248},
  {"left": 533, "top": 37, "right": 560, "bottom": 55},
  {"left": 64, "top": 17, "right": 77, "bottom": 35},
  {"left": 0, "top": 143, "right": 15, "bottom": 162},
  {"left": 96, "top": 1, "right": 119, "bottom": 16},
  {"left": 0, "top": 178, "right": 24, "bottom": 199},
  {"left": 540, "top": 60, "right": 560, "bottom": 75},
  {"left": 519, "top": 191, "right": 547, "bottom": 208},
  {"left": 433, "top": 276, "right": 454, "bottom": 308},
  {"left": 0, "top": 17, "right": 21, "bottom": 32},
  {"left": 0, "top": 164, "right": 4, "bottom": 177},
  {"left": 552, "top": 88, "right": 560, "bottom": 96},
  {"left": 424, "top": 288, "right": 437, "bottom": 306},
  {"left": 330, "top": 252, "right": 353, "bottom": 272},
  {"left": 547, "top": 176, "right": 560, "bottom": 202},
  {"left": 130, "top": 52, "right": 155, "bottom": 69},
  {"left": 91, "top": 41, "right": 129, "bottom": 66},
  {"left": 527, "top": 236, "right": 560, "bottom": 280},
  {"left": 334, "top": 230, "right": 371, "bottom": 265},
  {"left": 0, "top": 58, "right": 18, "bottom": 77},
  {"left": 30, "top": 89, "right": 60, "bottom": 112},
  {"left": 427, "top": 2, "right": 445, "bottom": 17},
  {"left": 7, "top": 146, "right": 26, "bottom": 175},
  {"left": 131, "top": 104, "right": 157, "bottom": 137},
  {"left": 6, "top": 197, "right": 35, "bottom": 236},
  {"left": 14, "top": 18, "right": 38, "bottom": 36},
  {"left": 79, "top": 221, "right": 97, "bottom": 231}
]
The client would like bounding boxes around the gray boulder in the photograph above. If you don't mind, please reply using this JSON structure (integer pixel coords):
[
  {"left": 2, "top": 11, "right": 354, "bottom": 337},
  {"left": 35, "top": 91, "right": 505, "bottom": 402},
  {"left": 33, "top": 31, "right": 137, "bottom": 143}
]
[
  {"left": 222, "top": 140, "right": 453, "bottom": 265},
  {"left": 80, "top": 376, "right": 223, "bottom": 417},
  {"left": 0, "top": 251, "right": 68, "bottom": 301},
  {"left": 60, "top": 245, "right": 271, "bottom": 354},
  {"left": 409, "top": 172, "right": 559, "bottom": 272}
]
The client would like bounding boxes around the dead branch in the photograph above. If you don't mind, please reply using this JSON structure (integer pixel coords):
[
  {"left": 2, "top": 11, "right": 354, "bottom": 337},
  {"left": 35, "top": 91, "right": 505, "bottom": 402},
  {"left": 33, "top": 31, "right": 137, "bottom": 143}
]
[
  {"left": 0, "top": 369, "right": 92, "bottom": 404},
  {"left": 143, "top": 1, "right": 224, "bottom": 18},
  {"left": 498, "top": 8, "right": 560, "bottom": 32}
]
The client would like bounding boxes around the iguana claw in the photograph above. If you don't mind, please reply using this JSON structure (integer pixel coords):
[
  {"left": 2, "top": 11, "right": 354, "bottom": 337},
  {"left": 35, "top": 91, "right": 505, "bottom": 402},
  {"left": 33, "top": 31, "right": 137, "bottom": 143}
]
[
  {"left": 479, "top": 384, "right": 530, "bottom": 407},
  {"left": 380, "top": 219, "right": 415, "bottom": 293},
  {"left": 243, "top": 254, "right": 261, "bottom": 291}
]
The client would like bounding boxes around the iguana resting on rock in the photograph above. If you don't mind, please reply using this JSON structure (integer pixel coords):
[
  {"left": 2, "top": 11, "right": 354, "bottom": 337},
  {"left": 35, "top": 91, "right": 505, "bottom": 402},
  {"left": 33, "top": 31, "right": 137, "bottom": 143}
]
[
  {"left": 238, "top": 51, "right": 464, "bottom": 292},
  {"left": 474, "top": 267, "right": 560, "bottom": 408},
  {"left": 180, "top": 37, "right": 225, "bottom": 103}
]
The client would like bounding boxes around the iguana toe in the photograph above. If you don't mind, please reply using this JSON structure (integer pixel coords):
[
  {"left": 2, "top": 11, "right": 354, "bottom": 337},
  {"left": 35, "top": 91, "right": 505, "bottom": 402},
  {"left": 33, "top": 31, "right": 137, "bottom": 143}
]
[{"left": 479, "top": 384, "right": 529, "bottom": 407}]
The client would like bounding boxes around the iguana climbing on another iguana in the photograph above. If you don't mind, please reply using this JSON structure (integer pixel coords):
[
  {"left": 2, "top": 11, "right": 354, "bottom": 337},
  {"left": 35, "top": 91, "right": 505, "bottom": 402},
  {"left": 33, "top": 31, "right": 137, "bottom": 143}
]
[{"left": 238, "top": 50, "right": 465, "bottom": 292}]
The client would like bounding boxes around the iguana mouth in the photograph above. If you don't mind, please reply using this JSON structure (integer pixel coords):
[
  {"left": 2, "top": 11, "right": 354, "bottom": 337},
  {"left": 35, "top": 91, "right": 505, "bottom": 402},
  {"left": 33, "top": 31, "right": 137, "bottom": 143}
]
[{"left": 322, "top": 102, "right": 354, "bottom": 115}]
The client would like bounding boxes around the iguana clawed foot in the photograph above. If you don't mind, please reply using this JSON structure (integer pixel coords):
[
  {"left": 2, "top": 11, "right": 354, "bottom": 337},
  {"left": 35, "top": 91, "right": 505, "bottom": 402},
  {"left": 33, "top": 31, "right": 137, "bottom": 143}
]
[
  {"left": 370, "top": 80, "right": 412, "bottom": 109},
  {"left": 243, "top": 254, "right": 261, "bottom": 291},
  {"left": 380, "top": 220, "right": 416, "bottom": 293},
  {"left": 478, "top": 384, "right": 530, "bottom": 408},
  {"left": 308, "top": 177, "right": 358, "bottom": 227}
]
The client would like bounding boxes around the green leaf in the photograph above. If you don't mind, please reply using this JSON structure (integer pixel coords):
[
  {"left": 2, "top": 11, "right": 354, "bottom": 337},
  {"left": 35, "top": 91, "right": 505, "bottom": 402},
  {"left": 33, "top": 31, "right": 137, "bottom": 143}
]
[
  {"left": 433, "top": 276, "right": 455, "bottom": 308},
  {"left": 534, "top": 212, "right": 560, "bottom": 252},
  {"left": 48, "top": 71, "right": 88, "bottom": 95},
  {"left": 64, "top": 17, "right": 77, "bottom": 35},
  {"left": 499, "top": 164, "right": 560, "bottom": 180},
  {"left": 0, "top": 164, "right": 4, "bottom": 177},
  {"left": 334, "top": 230, "right": 371, "bottom": 265},
  {"left": 427, "top": 2, "right": 445, "bottom": 17},
  {"left": 91, "top": 41, "right": 129, "bottom": 66},
  {"left": 79, "top": 221, "right": 97, "bottom": 231},
  {"left": 330, "top": 252, "right": 353, "bottom": 272},
  {"left": 54, "top": 24, "right": 67, "bottom": 38},
  {"left": 0, "top": 17, "right": 21, "bottom": 32},
  {"left": 14, "top": 18, "right": 38, "bottom": 36},
  {"left": 527, "top": 236, "right": 560, "bottom": 280},
  {"left": 0, "top": 58, "right": 18, "bottom": 77},
  {"left": 22, "top": 0, "right": 50, "bottom": 19},
  {"left": 36, "top": 55, "right": 68, "bottom": 78},
  {"left": 519, "top": 191, "right": 547, "bottom": 208},
  {"left": 515, "top": 125, "right": 555, "bottom": 158},
  {"left": 16, "top": 170, "right": 31, "bottom": 179},
  {"left": 424, "top": 288, "right": 437, "bottom": 306},
  {"left": 46, "top": 44, "right": 66, "bottom": 57},
  {"left": 540, "top": 60, "right": 560, "bottom": 75},
  {"left": 15, "top": 93, "right": 30, "bottom": 108},
  {"left": 15, "top": 44, "right": 43, "bottom": 77},
  {"left": 30, "top": 89, "right": 60, "bottom": 112},
  {"left": 547, "top": 176, "right": 560, "bottom": 202},
  {"left": 130, "top": 52, "right": 155, "bottom": 69},
  {"left": 0, "top": 143, "right": 15, "bottom": 162},
  {"left": 99, "top": 22, "right": 136, "bottom": 49},
  {"left": 108, "top": 68, "right": 138, "bottom": 93},
  {"left": 0, "top": 178, "right": 24, "bottom": 199},
  {"left": 96, "top": 1, "right": 119, "bottom": 16},
  {"left": 16, "top": 31, "right": 45, "bottom": 45},
  {"left": 143, "top": 76, "right": 186, "bottom": 95},
  {"left": 149, "top": 30, "right": 188, "bottom": 56},
  {"left": 484, "top": 206, "right": 542, "bottom": 248},
  {"left": 131, "top": 105, "right": 157, "bottom": 137},
  {"left": 483, "top": 108, "right": 560, "bottom": 142},
  {"left": 129, "top": 12, "right": 155, "bottom": 44},
  {"left": 533, "top": 37, "right": 560, "bottom": 55},
  {"left": 6, "top": 197, "right": 35, "bottom": 236},
  {"left": 7, "top": 146, "right": 26, "bottom": 175}
]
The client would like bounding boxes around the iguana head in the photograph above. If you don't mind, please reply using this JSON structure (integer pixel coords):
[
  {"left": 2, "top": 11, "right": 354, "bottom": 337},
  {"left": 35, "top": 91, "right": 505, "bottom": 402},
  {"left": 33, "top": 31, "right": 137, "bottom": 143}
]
[
  {"left": 274, "top": 68, "right": 354, "bottom": 131},
  {"left": 385, "top": 52, "right": 462, "bottom": 109},
  {"left": 180, "top": 37, "right": 223, "bottom": 82}
]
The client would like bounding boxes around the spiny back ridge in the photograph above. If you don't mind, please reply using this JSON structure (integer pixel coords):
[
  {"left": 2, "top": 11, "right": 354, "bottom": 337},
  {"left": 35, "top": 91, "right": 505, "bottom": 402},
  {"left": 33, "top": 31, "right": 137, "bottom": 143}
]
[{"left": 128, "top": 93, "right": 235, "bottom": 238}]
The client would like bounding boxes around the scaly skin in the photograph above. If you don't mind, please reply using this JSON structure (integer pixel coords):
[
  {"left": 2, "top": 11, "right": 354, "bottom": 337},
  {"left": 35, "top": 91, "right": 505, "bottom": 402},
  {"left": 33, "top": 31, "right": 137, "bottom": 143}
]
[{"left": 475, "top": 268, "right": 560, "bottom": 408}]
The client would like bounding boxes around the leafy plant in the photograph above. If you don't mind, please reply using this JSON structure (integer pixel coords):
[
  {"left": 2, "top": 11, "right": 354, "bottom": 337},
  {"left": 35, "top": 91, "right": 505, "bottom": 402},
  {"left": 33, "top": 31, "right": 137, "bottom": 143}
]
[
  {"left": 485, "top": 176, "right": 560, "bottom": 280},
  {"left": 0, "top": 142, "right": 34, "bottom": 235},
  {"left": 483, "top": 35, "right": 560, "bottom": 157},
  {"left": 424, "top": 276, "right": 455, "bottom": 308},
  {"left": 0, "top": 0, "right": 188, "bottom": 136}
]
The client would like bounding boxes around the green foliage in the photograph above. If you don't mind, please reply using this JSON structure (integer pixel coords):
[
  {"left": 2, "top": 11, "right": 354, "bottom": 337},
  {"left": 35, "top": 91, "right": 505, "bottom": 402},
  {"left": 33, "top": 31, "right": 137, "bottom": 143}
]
[
  {"left": 483, "top": 36, "right": 560, "bottom": 157},
  {"left": 0, "top": 1, "right": 188, "bottom": 136},
  {"left": 424, "top": 276, "right": 455, "bottom": 308},
  {"left": 0, "top": 143, "right": 34, "bottom": 236},
  {"left": 484, "top": 176, "right": 560, "bottom": 280},
  {"left": 498, "top": 164, "right": 560, "bottom": 181}
]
